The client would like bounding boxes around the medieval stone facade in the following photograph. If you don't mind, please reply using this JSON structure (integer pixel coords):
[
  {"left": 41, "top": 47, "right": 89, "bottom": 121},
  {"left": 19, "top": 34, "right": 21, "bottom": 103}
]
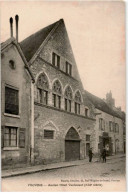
[{"left": 1, "top": 18, "right": 125, "bottom": 169}]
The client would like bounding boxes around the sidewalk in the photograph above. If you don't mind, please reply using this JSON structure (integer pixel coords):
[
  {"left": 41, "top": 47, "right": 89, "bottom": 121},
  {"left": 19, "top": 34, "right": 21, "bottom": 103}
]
[{"left": 2, "top": 154, "right": 125, "bottom": 178}]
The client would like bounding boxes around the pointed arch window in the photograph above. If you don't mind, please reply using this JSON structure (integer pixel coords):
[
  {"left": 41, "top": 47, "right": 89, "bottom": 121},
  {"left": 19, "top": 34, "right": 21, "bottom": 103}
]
[
  {"left": 52, "top": 80, "right": 62, "bottom": 109},
  {"left": 37, "top": 73, "right": 49, "bottom": 105},
  {"left": 74, "top": 91, "right": 81, "bottom": 114},
  {"left": 64, "top": 86, "right": 72, "bottom": 112}
]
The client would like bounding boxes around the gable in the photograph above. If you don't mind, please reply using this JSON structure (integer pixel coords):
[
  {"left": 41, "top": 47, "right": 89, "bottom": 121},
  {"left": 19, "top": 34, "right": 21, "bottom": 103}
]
[
  {"left": 1, "top": 43, "right": 31, "bottom": 85},
  {"left": 20, "top": 21, "right": 59, "bottom": 62},
  {"left": 20, "top": 19, "right": 83, "bottom": 83},
  {"left": 37, "top": 20, "right": 82, "bottom": 82}
]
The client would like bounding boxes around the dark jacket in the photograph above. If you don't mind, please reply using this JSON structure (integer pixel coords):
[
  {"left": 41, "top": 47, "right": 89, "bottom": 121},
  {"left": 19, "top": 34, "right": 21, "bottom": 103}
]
[
  {"left": 89, "top": 149, "right": 93, "bottom": 157},
  {"left": 102, "top": 149, "right": 106, "bottom": 157}
]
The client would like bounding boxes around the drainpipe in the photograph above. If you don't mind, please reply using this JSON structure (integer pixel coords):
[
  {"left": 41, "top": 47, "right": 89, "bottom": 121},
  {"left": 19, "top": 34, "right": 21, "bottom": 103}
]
[{"left": 30, "top": 81, "right": 34, "bottom": 164}]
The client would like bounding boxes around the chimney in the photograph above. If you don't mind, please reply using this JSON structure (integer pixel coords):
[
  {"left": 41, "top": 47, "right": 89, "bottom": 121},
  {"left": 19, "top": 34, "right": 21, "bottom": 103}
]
[
  {"left": 15, "top": 15, "right": 19, "bottom": 42},
  {"left": 9, "top": 17, "right": 13, "bottom": 37}
]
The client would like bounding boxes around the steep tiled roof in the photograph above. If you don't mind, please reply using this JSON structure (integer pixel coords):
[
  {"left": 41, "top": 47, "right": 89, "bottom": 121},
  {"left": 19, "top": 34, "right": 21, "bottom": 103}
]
[
  {"left": 20, "top": 20, "right": 60, "bottom": 62},
  {"left": 84, "top": 90, "right": 124, "bottom": 119}
]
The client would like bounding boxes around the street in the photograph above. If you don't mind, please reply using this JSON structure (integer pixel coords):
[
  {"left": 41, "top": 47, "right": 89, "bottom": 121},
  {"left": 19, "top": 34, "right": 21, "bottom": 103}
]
[{"left": 2, "top": 156, "right": 126, "bottom": 192}]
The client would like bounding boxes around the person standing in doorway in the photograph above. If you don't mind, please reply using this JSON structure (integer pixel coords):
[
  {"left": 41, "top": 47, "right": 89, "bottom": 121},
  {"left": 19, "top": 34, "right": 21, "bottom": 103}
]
[
  {"left": 102, "top": 148, "right": 107, "bottom": 163},
  {"left": 88, "top": 148, "right": 93, "bottom": 162}
]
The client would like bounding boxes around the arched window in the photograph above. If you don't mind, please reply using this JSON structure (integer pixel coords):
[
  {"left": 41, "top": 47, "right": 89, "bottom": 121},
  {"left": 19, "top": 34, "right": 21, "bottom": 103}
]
[
  {"left": 37, "top": 73, "right": 49, "bottom": 105},
  {"left": 64, "top": 86, "right": 72, "bottom": 112},
  {"left": 52, "top": 80, "right": 62, "bottom": 109},
  {"left": 74, "top": 91, "right": 81, "bottom": 114}
]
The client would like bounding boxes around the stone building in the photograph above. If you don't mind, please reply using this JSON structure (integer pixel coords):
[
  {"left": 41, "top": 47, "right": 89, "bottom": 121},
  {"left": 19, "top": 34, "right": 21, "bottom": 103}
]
[
  {"left": 20, "top": 19, "right": 96, "bottom": 164},
  {"left": 85, "top": 90, "right": 125, "bottom": 156},
  {"left": 1, "top": 17, "right": 125, "bottom": 168}
]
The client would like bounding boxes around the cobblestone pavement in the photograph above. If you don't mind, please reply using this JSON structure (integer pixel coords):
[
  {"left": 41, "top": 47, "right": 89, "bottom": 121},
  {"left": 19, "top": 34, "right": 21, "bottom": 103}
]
[{"left": 2, "top": 156, "right": 126, "bottom": 192}]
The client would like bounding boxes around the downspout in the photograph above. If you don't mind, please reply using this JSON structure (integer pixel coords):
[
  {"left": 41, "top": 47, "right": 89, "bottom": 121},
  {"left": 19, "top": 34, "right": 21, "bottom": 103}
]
[{"left": 30, "top": 81, "right": 34, "bottom": 164}]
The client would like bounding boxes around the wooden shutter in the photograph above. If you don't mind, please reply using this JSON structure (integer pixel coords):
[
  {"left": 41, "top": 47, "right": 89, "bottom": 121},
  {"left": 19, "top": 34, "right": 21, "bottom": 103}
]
[
  {"left": 19, "top": 128, "right": 25, "bottom": 148},
  {"left": 1, "top": 126, "right": 4, "bottom": 148}
]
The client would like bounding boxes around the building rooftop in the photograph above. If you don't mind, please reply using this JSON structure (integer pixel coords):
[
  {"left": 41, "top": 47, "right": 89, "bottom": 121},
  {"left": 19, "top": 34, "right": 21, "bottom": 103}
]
[
  {"left": 84, "top": 90, "right": 124, "bottom": 120},
  {"left": 20, "top": 20, "right": 62, "bottom": 62}
]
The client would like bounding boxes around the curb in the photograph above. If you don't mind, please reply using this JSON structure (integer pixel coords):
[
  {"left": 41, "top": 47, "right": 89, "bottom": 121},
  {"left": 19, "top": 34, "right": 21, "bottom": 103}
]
[
  {"left": 2, "top": 162, "right": 87, "bottom": 179},
  {"left": 2, "top": 155, "right": 125, "bottom": 178}
]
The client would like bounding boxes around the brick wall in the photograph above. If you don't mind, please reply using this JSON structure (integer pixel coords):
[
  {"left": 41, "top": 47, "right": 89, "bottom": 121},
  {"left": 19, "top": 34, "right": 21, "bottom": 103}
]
[{"left": 34, "top": 104, "right": 95, "bottom": 164}]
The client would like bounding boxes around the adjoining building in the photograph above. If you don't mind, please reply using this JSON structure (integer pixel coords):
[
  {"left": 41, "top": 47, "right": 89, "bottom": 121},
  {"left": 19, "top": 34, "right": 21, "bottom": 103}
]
[
  {"left": 1, "top": 16, "right": 35, "bottom": 169},
  {"left": 85, "top": 90, "right": 125, "bottom": 156},
  {"left": 1, "top": 17, "right": 125, "bottom": 168}
]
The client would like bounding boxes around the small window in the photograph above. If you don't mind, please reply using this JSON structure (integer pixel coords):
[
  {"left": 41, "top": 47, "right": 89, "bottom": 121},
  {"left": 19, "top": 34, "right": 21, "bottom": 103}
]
[
  {"left": 52, "top": 52, "right": 60, "bottom": 69},
  {"left": 44, "top": 130, "right": 54, "bottom": 139},
  {"left": 5, "top": 86, "right": 19, "bottom": 115},
  {"left": 85, "top": 108, "right": 89, "bottom": 117},
  {"left": 66, "top": 62, "right": 72, "bottom": 76},
  {"left": 86, "top": 135, "right": 90, "bottom": 141},
  {"left": 9, "top": 60, "right": 16, "bottom": 70},
  {"left": 115, "top": 123, "right": 119, "bottom": 133},
  {"left": 4, "top": 127, "right": 18, "bottom": 147},
  {"left": 109, "top": 121, "right": 114, "bottom": 132},
  {"left": 99, "top": 118, "right": 105, "bottom": 131}
]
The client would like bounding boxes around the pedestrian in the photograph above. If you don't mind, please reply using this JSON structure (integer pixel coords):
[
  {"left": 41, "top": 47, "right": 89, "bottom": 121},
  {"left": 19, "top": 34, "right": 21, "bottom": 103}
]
[
  {"left": 88, "top": 148, "right": 93, "bottom": 162},
  {"left": 102, "top": 148, "right": 107, "bottom": 163}
]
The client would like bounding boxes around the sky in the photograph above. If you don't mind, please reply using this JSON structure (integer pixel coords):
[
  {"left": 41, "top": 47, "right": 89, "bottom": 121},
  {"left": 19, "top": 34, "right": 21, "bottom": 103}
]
[{"left": 0, "top": 1, "right": 126, "bottom": 111}]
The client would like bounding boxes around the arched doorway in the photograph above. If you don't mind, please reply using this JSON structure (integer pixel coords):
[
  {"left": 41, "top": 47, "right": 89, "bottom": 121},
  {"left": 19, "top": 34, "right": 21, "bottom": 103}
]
[{"left": 65, "top": 127, "right": 80, "bottom": 161}]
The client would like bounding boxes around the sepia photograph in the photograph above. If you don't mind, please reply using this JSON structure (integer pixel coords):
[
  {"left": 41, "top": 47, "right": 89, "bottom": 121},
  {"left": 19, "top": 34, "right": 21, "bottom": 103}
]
[{"left": 0, "top": 0, "right": 126, "bottom": 192}]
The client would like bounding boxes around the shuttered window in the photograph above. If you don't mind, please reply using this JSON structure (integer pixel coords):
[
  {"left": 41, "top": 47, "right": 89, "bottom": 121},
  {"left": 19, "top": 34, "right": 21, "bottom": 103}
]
[
  {"left": 5, "top": 86, "right": 19, "bottom": 115},
  {"left": 44, "top": 130, "right": 54, "bottom": 139},
  {"left": 19, "top": 128, "right": 25, "bottom": 148},
  {"left": 4, "top": 127, "right": 17, "bottom": 147}
]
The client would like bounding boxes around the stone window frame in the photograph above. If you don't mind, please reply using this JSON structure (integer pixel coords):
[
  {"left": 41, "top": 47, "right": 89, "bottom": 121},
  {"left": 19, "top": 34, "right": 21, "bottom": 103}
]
[
  {"left": 64, "top": 85, "right": 73, "bottom": 112},
  {"left": 74, "top": 90, "right": 82, "bottom": 115},
  {"left": 36, "top": 72, "right": 49, "bottom": 105},
  {"left": 85, "top": 106, "right": 89, "bottom": 117},
  {"left": 65, "top": 61, "right": 72, "bottom": 76},
  {"left": 4, "top": 84, "right": 20, "bottom": 118},
  {"left": 44, "top": 129, "right": 54, "bottom": 139},
  {"left": 115, "top": 123, "right": 119, "bottom": 133},
  {"left": 52, "top": 79, "right": 62, "bottom": 109},
  {"left": 99, "top": 118, "right": 105, "bottom": 131},
  {"left": 109, "top": 121, "right": 114, "bottom": 132},
  {"left": 86, "top": 134, "right": 91, "bottom": 142},
  {"left": 52, "top": 52, "right": 60, "bottom": 69}
]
